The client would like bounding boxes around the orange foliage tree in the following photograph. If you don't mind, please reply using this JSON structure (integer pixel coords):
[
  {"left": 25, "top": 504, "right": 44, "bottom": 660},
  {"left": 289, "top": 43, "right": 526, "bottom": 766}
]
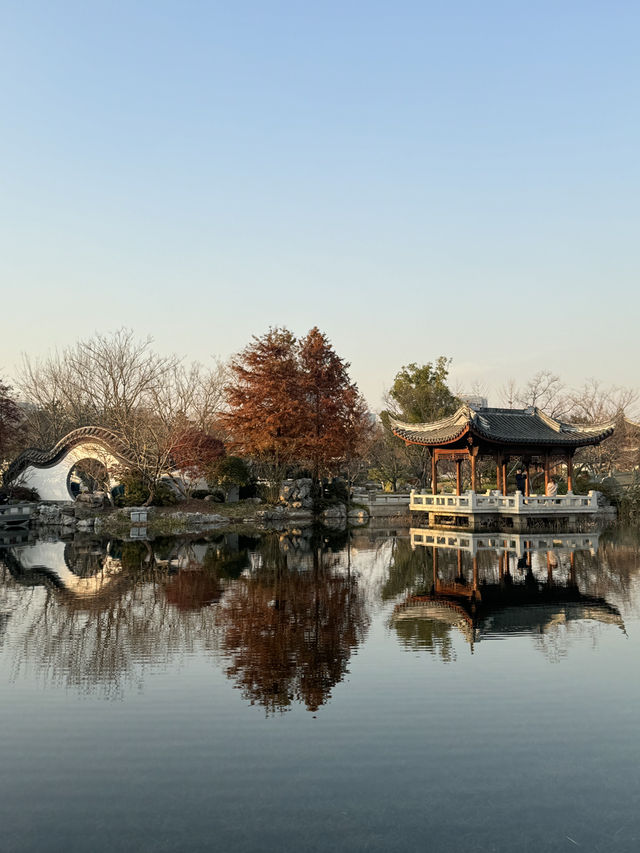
[
  {"left": 221, "top": 328, "right": 303, "bottom": 491},
  {"left": 297, "top": 327, "right": 371, "bottom": 482},
  {"left": 222, "top": 326, "right": 371, "bottom": 493}
]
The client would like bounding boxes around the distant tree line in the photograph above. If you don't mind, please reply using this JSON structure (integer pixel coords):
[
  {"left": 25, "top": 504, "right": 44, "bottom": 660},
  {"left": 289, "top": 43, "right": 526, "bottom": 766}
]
[{"left": 1, "top": 330, "right": 639, "bottom": 502}]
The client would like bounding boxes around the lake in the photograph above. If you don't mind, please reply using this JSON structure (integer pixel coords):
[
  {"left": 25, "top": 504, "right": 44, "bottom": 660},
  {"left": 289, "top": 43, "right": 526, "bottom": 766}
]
[{"left": 1, "top": 524, "right": 639, "bottom": 852}]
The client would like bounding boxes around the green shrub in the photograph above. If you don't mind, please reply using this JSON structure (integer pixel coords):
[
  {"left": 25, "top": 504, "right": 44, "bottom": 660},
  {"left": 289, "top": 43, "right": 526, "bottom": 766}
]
[{"left": 115, "top": 472, "right": 178, "bottom": 506}]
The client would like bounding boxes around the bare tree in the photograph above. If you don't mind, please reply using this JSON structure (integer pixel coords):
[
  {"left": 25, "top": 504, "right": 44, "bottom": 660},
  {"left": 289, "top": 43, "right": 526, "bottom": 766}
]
[
  {"left": 17, "top": 330, "right": 229, "bottom": 501},
  {"left": 499, "top": 378, "right": 519, "bottom": 409},
  {"left": 516, "top": 370, "right": 568, "bottom": 418}
]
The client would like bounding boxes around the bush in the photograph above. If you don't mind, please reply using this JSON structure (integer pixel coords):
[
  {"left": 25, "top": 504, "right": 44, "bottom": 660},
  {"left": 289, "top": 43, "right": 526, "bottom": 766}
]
[
  {"left": 212, "top": 455, "right": 250, "bottom": 488},
  {"left": 323, "top": 478, "right": 349, "bottom": 504},
  {"left": 115, "top": 472, "right": 178, "bottom": 507},
  {"left": 0, "top": 485, "right": 40, "bottom": 503}
]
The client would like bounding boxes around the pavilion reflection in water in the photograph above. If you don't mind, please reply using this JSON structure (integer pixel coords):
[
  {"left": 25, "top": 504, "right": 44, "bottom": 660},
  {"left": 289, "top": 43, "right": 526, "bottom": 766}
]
[{"left": 393, "top": 528, "right": 625, "bottom": 653}]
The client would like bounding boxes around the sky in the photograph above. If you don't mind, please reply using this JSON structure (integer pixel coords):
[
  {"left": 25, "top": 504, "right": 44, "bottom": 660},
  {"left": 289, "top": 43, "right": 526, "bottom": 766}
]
[{"left": 1, "top": 1, "right": 638, "bottom": 410}]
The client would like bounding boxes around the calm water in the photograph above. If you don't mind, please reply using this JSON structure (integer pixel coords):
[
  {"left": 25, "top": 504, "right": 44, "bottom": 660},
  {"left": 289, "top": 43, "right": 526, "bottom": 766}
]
[{"left": 1, "top": 524, "right": 640, "bottom": 852}]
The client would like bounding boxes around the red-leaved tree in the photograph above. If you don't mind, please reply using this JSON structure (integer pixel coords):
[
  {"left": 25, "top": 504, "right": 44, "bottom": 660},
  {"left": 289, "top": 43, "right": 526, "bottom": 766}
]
[
  {"left": 222, "top": 327, "right": 371, "bottom": 498},
  {"left": 221, "top": 328, "right": 305, "bottom": 492},
  {"left": 169, "top": 427, "right": 226, "bottom": 494},
  {"left": 297, "top": 327, "right": 371, "bottom": 483}
]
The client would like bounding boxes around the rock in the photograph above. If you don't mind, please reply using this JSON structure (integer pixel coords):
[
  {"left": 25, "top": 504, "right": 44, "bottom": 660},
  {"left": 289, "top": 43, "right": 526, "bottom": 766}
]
[
  {"left": 323, "top": 517, "right": 346, "bottom": 530},
  {"left": 127, "top": 506, "right": 155, "bottom": 516},
  {"left": 287, "top": 510, "right": 313, "bottom": 521},
  {"left": 280, "top": 481, "right": 295, "bottom": 501},
  {"left": 347, "top": 509, "right": 369, "bottom": 525},
  {"left": 322, "top": 504, "right": 347, "bottom": 520}
]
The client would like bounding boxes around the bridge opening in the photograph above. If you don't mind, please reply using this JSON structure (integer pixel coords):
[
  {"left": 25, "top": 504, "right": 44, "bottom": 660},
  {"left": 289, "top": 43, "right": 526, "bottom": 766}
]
[{"left": 67, "top": 459, "right": 110, "bottom": 500}]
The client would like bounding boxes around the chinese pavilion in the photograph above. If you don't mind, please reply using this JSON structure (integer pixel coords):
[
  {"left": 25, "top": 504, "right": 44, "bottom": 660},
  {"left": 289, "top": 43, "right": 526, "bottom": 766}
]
[{"left": 390, "top": 405, "right": 614, "bottom": 495}]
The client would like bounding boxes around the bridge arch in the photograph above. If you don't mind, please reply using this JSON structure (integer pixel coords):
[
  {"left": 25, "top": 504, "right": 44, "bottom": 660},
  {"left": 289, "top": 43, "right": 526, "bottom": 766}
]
[{"left": 5, "top": 427, "right": 137, "bottom": 502}]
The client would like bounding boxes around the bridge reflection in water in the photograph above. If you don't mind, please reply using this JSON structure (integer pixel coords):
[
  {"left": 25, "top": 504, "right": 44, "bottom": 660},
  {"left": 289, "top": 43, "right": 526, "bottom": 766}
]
[
  {"left": 0, "top": 531, "right": 370, "bottom": 712},
  {"left": 0, "top": 528, "right": 633, "bottom": 704},
  {"left": 392, "top": 529, "right": 625, "bottom": 656}
]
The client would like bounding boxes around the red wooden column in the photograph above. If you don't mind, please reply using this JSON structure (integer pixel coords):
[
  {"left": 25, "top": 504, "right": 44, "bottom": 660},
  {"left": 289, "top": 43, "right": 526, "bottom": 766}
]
[
  {"left": 456, "top": 459, "right": 462, "bottom": 496},
  {"left": 525, "top": 462, "right": 531, "bottom": 496},
  {"left": 470, "top": 451, "right": 477, "bottom": 493},
  {"left": 496, "top": 454, "right": 502, "bottom": 493},
  {"left": 544, "top": 455, "right": 550, "bottom": 494},
  {"left": 431, "top": 452, "right": 438, "bottom": 495},
  {"left": 567, "top": 452, "right": 574, "bottom": 493},
  {"left": 502, "top": 458, "right": 508, "bottom": 496}
]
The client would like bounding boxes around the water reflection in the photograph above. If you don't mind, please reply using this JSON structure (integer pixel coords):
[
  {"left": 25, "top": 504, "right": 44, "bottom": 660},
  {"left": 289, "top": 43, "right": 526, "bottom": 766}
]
[
  {"left": 0, "top": 530, "right": 369, "bottom": 710},
  {"left": 391, "top": 529, "right": 628, "bottom": 661},
  {"left": 1, "top": 526, "right": 639, "bottom": 707},
  {"left": 218, "top": 537, "right": 368, "bottom": 713}
]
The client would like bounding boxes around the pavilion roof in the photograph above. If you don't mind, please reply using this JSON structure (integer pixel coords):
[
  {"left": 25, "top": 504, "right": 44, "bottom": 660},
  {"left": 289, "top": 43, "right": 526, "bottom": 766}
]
[{"left": 390, "top": 405, "right": 615, "bottom": 449}]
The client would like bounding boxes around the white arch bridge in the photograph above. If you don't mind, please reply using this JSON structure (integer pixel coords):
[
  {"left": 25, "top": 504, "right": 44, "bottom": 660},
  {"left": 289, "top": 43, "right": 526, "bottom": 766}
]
[{"left": 5, "top": 427, "right": 136, "bottom": 502}]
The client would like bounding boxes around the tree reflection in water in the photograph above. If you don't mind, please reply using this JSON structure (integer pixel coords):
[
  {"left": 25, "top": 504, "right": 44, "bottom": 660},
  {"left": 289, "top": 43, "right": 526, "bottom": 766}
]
[
  {"left": 0, "top": 536, "right": 255, "bottom": 699},
  {"left": 0, "top": 531, "right": 369, "bottom": 710},
  {"left": 217, "top": 533, "right": 369, "bottom": 713},
  {"left": 2, "top": 527, "right": 636, "bottom": 700}
]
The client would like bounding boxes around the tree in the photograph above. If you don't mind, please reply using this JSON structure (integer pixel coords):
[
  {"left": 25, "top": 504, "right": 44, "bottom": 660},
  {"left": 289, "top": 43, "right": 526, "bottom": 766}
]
[
  {"left": 297, "top": 327, "right": 371, "bottom": 484},
  {"left": 383, "top": 357, "right": 460, "bottom": 488},
  {"left": 212, "top": 455, "right": 251, "bottom": 495},
  {"left": 16, "top": 330, "right": 229, "bottom": 502},
  {"left": 168, "top": 427, "right": 226, "bottom": 495},
  {"left": 386, "top": 357, "right": 459, "bottom": 424},
  {"left": 222, "top": 327, "right": 303, "bottom": 492},
  {"left": 222, "top": 327, "right": 371, "bottom": 497},
  {"left": 368, "top": 414, "right": 412, "bottom": 491},
  {"left": 0, "top": 380, "right": 24, "bottom": 477},
  {"left": 517, "top": 370, "right": 568, "bottom": 418}
]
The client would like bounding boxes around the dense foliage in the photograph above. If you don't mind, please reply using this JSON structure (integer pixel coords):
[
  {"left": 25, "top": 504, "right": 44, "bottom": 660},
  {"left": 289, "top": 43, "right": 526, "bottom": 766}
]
[{"left": 222, "top": 326, "right": 371, "bottom": 490}]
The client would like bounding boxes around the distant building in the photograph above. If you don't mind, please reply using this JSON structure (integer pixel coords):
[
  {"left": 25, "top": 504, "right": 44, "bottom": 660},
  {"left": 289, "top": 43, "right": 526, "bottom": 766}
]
[{"left": 460, "top": 394, "right": 488, "bottom": 411}]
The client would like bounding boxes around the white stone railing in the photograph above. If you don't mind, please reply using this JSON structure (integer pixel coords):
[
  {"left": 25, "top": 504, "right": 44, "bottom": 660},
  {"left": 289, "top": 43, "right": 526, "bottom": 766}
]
[
  {"left": 409, "top": 528, "right": 600, "bottom": 556},
  {"left": 0, "top": 504, "right": 34, "bottom": 522},
  {"left": 353, "top": 492, "right": 410, "bottom": 507},
  {"left": 410, "top": 489, "right": 599, "bottom": 514}
]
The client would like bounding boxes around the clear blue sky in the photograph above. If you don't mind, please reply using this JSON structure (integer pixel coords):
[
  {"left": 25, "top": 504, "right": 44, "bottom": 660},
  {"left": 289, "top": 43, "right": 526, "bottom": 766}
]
[{"left": 1, "top": 1, "right": 638, "bottom": 408}]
